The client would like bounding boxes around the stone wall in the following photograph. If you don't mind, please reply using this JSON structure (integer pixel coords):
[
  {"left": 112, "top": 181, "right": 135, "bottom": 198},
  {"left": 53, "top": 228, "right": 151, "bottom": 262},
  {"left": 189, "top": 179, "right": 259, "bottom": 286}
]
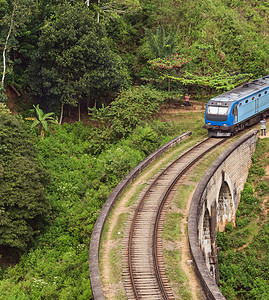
[{"left": 188, "top": 130, "right": 259, "bottom": 299}]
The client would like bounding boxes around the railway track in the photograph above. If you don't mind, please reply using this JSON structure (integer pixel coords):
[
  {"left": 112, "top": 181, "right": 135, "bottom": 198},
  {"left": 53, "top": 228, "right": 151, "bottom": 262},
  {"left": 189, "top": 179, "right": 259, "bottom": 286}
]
[{"left": 122, "top": 137, "right": 226, "bottom": 299}]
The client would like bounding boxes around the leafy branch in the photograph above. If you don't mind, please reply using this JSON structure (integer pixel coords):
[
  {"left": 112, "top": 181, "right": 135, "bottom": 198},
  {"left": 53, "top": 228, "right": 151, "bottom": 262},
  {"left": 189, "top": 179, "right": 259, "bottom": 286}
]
[{"left": 31, "top": 105, "right": 57, "bottom": 139}]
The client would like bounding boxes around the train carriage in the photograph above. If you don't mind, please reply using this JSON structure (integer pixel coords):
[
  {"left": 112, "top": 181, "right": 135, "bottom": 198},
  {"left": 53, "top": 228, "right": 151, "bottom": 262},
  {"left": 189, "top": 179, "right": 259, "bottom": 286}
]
[{"left": 204, "top": 76, "right": 269, "bottom": 137}]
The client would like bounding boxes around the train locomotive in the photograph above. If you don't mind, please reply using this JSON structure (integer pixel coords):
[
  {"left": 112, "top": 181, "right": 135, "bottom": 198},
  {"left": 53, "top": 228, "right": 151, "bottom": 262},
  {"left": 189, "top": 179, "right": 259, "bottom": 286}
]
[{"left": 204, "top": 76, "right": 269, "bottom": 137}]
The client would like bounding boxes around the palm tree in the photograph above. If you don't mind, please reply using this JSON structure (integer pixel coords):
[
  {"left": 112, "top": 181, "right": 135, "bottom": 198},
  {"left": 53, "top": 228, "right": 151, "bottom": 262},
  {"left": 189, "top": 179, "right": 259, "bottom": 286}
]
[
  {"left": 145, "top": 25, "right": 178, "bottom": 92},
  {"left": 145, "top": 25, "right": 177, "bottom": 59},
  {"left": 31, "top": 104, "right": 57, "bottom": 138}
]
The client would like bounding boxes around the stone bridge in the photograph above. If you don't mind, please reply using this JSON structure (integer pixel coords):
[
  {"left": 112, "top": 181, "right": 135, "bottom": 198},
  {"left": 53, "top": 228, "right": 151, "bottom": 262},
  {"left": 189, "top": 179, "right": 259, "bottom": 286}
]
[{"left": 188, "top": 129, "right": 259, "bottom": 300}]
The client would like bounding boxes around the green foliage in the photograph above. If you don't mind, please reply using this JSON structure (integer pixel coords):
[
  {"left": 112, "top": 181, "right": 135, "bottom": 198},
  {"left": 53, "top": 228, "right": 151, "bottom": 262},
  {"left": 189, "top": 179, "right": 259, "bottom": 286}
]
[
  {"left": 146, "top": 54, "right": 192, "bottom": 91},
  {"left": 27, "top": 2, "right": 129, "bottom": 109},
  {"left": 129, "top": 123, "right": 160, "bottom": 156},
  {"left": 0, "top": 0, "right": 268, "bottom": 296},
  {"left": 1, "top": 0, "right": 268, "bottom": 106},
  {"left": 0, "top": 0, "right": 38, "bottom": 86},
  {"left": 145, "top": 25, "right": 178, "bottom": 59},
  {"left": 0, "top": 85, "right": 7, "bottom": 104},
  {"left": 89, "top": 85, "right": 165, "bottom": 137},
  {"left": 0, "top": 112, "right": 175, "bottom": 297},
  {"left": 31, "top": 104, "right": 57, "bottom": 138},
  {"left": 109, "top": 86, "right": 164, "bottom": 136},
  {"left": 0, "top": 113, "right": 50, "bottom": 251},
  {"left": 144, "top": 37, "right": 252, "bottom": 97},
  {"left": 249, "top": 165, "right": 266, "bottom": 177},
  {"left": 95, "top": 0, "right": 142, "bottom": 20},
  {"left": 225, "top": 222, "right": 233, "bottom": 233},
  {"left": 132, "top": 0, "right": 268, "bottom": 89},
  {"left": 258, "top": 182, "right": 269, "bottom": 196},
  {"left": 166, "top": 70, "right": 252, "bottom": 91},
  {"left": 149, "top": 54, "right": 192, "bottom": 73}
]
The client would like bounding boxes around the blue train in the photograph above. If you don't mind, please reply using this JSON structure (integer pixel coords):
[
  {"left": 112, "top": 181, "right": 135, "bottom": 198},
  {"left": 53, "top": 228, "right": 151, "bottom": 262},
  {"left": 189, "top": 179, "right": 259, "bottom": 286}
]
[{"left": 204, "top": 76, "right": 269, "bottom": 137}]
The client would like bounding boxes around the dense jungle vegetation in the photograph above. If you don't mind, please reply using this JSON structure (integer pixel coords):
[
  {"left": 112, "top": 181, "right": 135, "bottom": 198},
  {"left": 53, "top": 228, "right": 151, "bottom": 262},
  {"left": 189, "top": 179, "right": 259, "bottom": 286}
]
[
  {"left": 0, "top": 97, "right": 179, "bottom": 298},
  {"left": 0, "top": 0, "right": 268, "bottom": 298},
  {"left": 1, "top": 0, "right": 268, "bottom": 110}
]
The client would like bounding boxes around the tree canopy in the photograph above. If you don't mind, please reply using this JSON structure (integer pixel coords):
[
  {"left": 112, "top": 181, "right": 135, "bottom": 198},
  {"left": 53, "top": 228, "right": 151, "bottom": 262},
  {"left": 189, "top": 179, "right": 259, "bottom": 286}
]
[
  {"left": 0, "top": 113, "right": 50, "bottom": 251},
  {"left": 27, "top": 2, "right": 129, "bottom": 112},
  {"left": 0, "top": 0, "right": 37, "bottom": 98},
  {"left": 0, "top": 0, "right": 268, "bottom": 110}
]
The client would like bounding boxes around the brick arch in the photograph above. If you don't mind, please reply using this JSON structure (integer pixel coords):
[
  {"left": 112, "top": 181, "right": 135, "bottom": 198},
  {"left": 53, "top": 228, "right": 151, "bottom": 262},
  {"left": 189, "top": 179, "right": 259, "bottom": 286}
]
[
  {"left": 217, "top": 179, "right": 235, "bottom": 232},
  {"left": 188, "top": 130, "right": 258, "bottom": 299},
  {"left": 201, "top": 208, "right": 215, "bottom": 276}
]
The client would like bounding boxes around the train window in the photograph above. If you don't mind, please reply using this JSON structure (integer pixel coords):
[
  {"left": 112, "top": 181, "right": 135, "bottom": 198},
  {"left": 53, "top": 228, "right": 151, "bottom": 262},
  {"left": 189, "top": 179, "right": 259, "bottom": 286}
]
[
  {"left": 252, "top": 97, "right": 255, "bottom": 100},
  {"left": 207, "top": 106, "right": 228, "bottom": 115},
  {"left": 239, "top": 103, "right": 242, "bottom": 106},
  {"left": 208, "top": 106, "right": 218, "bottom": 114},
  {"left": 265, "top": 91, "right": 268, "bottom": 94},
  {"left": 258, "top": 94, "right": 261, "bottom": 97},
  {"left": 218, "top": 107, "right": 229, "bottom": 115},
  {"left": 245, "top": 100, "right": 248, "bottom": 103}
]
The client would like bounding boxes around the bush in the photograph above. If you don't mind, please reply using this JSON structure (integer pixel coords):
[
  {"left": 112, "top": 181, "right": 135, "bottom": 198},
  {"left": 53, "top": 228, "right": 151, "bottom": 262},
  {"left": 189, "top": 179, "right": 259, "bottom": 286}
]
[
  {"left": 225, "top": 223, "right": 233, "bottom": 233},
  {"left": 89, "top": 86, "right": 165, "bottom": 138},
  {"left": 129, "top": 124, "right": 159, "bottom": 156}
]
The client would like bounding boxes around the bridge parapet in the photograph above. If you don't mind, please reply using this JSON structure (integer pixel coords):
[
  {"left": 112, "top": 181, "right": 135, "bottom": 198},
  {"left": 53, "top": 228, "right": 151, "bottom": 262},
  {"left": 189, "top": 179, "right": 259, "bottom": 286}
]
[
  {"left": 89, "top": 132, "right": 192, "bottom": 299},
  {"left": 188, "top": 130, "right": 259, "bottom": 300}
]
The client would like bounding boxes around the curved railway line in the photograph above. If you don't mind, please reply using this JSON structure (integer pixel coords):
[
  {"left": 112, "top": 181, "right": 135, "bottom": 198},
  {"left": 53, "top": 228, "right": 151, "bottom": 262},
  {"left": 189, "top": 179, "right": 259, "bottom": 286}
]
[
  {"left": 121, "top": 137, "right": 226, "bottom": 299},
  {"left": 90, "top": 122, "right": 260, "bottom": 299}
]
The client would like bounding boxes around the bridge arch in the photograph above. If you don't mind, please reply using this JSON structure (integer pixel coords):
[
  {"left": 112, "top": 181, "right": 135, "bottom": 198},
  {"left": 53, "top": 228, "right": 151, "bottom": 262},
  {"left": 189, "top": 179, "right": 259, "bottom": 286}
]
[
  {"left": 188, "top": 130, "right": 259, "bottom": 299},
  {"left": 201, "top": 208, "right": 215, "bottom": 276},
  {"left": 217, "top": 177, "right": 235, "bottom": 232}
]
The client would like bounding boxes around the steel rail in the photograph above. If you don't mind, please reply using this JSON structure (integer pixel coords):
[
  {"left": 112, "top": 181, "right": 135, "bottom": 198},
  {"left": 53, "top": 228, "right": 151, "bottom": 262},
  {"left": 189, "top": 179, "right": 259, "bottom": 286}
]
[
  {"left": 152, "top": 138, "right": 226, "bottom": 299},
  {"left": 128, "top": 137, "right": 226, "bottom": 299},
  {"left": 90, "top": 132, "right": 191, "bottom": 300}
]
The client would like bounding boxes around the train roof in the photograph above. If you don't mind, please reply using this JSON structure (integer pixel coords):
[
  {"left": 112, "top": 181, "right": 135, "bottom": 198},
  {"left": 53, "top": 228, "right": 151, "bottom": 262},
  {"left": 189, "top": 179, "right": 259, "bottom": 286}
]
[{"left": 210, "top": 75, "right": 269, "bottom": 103}]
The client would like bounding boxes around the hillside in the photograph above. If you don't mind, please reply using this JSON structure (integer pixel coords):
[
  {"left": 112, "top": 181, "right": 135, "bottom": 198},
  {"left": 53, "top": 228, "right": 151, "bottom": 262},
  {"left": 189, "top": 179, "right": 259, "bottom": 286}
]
[
  {"left": 0, "top": 0, "right": 268, "bottom": 299},
  {"left": 0, "top": 0, "right": 268, "bottom": 118}
]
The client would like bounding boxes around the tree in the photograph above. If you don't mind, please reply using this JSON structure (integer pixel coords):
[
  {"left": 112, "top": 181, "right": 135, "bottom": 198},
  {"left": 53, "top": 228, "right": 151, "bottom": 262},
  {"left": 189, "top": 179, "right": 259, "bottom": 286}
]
[
  {"left": 145, "top": 25, "right": 177, "bottom": 59},
  {"left": 27, "top": 2, "right": 129, "bottom": 123},
  {"left": 164, "top": 70, "right": 251, "bottom": 108},
  {"left": 0, "top": 113, "right": 50, "bottom": 253},
  {"left": 0, "top": 0, "right": 37, "bottom": 90},
  {"left": 0, "top": 99, "right": 10, "bottom": 114},
  {"left": 143, "top": 25, "right": 179, "bottom": 92},
  {"left": 89, "top": 86, "right": 164, "bottom": 138},
  {"left": 147, "top": 42, "right": 252, "bottom": 107},
  {"left": 89, "top": 0, "right": 141, "bottom": 22},
  {"left": 31, "top": 104, "right": 57, "bottom": 138},
  {"left": 148, "top": 54, "right": 192, "bottom": 92}
]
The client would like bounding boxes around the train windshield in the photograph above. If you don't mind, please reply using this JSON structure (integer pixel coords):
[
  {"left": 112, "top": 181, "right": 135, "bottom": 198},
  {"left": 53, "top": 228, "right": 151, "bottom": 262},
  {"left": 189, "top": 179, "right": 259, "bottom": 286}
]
[{"left": 207, "top": 105, "right": 228, "bottom": 115}]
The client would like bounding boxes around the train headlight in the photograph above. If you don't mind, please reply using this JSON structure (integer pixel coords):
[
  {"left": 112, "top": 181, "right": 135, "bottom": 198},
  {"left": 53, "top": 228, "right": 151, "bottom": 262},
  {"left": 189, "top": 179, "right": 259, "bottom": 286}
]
[
  {"left": 207, "top": 122, "right": 211, "bottom": 125},
  {"left": 223, "top": 124, "right": 227, "bottom": 126}
]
